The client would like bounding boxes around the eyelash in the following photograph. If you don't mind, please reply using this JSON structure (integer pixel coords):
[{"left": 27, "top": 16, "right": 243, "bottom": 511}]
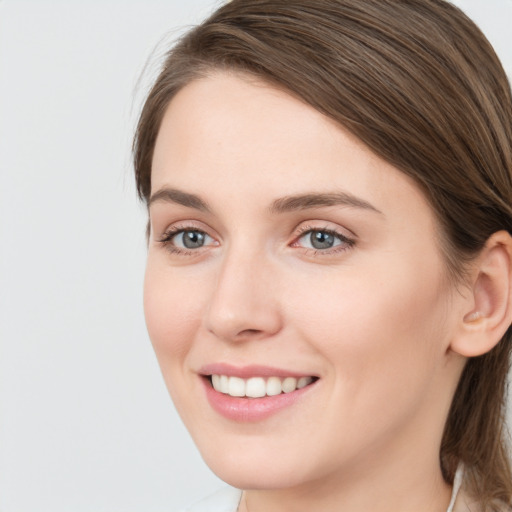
[
  {"left": 157, "top": 225, "right": 215, "bottom": 256},
  {"left": 292, "top": 225, "right": 355, "bottom": 255},
  {"left": 157, "top": 224, "right": 355, "bottom": 256}
]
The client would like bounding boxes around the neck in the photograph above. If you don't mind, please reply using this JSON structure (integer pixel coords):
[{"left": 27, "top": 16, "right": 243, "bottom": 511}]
[{"left": 239, "top": 460, "right": 452, "bottom": 512}]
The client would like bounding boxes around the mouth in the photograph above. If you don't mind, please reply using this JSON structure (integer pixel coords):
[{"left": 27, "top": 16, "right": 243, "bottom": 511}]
[
  {"left": 199, "top": 364, "right": 320, "bottom": 421},
  {"left": 207, "top": 374, "right": 318, "bottom": 398}
]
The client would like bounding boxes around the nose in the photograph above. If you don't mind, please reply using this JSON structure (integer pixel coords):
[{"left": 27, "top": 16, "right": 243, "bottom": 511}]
[{"left": 204, "top": 248, "right": 283, "bottom": 343}]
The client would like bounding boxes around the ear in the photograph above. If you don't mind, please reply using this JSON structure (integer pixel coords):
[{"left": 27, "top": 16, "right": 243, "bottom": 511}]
[{"left": 450, "top": 230, "right": 512, "bottom": 357}]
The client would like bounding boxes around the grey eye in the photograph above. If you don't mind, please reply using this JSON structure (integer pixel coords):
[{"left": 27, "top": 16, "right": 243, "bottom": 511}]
[
  {"left": 296, "top": 229, "right": 350, "bottom": 251},
  {"left": 175, "top": 230, "right": 211, "bottom": 249},
  {"left": 309, "top": 231, "right": 336, "bottom": 249}
]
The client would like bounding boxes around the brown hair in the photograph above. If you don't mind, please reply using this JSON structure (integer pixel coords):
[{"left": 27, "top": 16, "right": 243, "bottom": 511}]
[{"left": 133, "top": 0, "right": 512, "bottom": 507}]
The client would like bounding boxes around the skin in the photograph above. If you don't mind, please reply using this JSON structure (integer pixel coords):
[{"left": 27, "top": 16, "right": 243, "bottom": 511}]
[{"left": 145, "top": 72, "right": 473, "bottom": 512}]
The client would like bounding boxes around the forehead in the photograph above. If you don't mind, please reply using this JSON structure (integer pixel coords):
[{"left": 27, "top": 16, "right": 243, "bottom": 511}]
[
  {"left": 151, "top": 72, "right": 346, "bottom": 183},
  {"left": 151, "top": 72, "right": 431, "bottom": 223}
]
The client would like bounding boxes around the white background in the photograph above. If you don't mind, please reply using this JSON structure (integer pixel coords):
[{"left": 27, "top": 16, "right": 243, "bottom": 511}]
[{"left": 0, "top": 1, "right": 511, "bottom": 511}]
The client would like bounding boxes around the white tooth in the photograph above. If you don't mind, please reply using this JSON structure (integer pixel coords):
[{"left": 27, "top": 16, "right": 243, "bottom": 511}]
[
  {"left": 297, "top": 376, "right": 313, "bottom": 389},
  {"left": 219, "top": 375, "right": 229, "bottom": 394},
  {"left": 211, "top": 374, "right": 221, "bottom": 391},
  {"left": 246, "top": 377, "right": 266, "bottom": 398},
  {"left": 228, "top": 376, "right": 246, "bottom": 397},
  {"left": 282, "top": 377, "right": 297, "bottom": 393},
  {"left": 266, "top": 376, "right": 282, "bottom": 396}
]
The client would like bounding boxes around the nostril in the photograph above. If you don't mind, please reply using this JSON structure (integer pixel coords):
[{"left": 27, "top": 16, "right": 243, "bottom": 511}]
[
  {"left": 239, "top": 329, "right": 261, "bottom": 336},
  {"left": 232, "top": 328, "right": 268, "bottom": 341}
]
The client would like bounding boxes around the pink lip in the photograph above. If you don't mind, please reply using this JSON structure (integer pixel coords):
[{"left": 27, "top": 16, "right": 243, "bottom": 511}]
[
  {"left": 199, "top": 363, "right": 315, "bottom": 379},
  {"left": 199, "top": 364, "right": 318, "bottom": 422}
]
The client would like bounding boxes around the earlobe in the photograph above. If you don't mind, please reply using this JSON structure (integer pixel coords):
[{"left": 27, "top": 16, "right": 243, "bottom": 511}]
[{"left": 451, "top": 230, "right": 512, "bottom": 358}]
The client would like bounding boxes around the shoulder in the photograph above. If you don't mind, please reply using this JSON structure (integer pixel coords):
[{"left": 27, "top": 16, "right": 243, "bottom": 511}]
[{"left": 178, "top": 487, "right": 242, "bottom": 512}]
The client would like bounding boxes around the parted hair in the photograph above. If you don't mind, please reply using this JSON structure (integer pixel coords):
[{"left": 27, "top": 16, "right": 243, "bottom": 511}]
[{"left": 133, "top": 1, "right": 512, "bottom": 508}]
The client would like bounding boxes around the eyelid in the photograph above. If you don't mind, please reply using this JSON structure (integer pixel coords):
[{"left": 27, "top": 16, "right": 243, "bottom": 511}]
[
  {"left": 155, "top": 219, "right": 214, "bottom": 241},
  {"left": 292, "top": 221, "right": 356, "bottom": 241},
  {"left": 290, "top": 223, "right": 356, "bottom": 254},
  {"left": 159, "top": 228, "right": 215, "bottom": 245},
  {"left": 156, "top": 221, "right": 220, "bottom": 256}
]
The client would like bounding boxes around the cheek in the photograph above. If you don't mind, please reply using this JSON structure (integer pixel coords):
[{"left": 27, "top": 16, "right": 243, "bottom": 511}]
[
  {"left": 278, "top": 262, "right": 452, "bottom": 466},
  {"left": 289, "top": 255, "right": 450, "bottom": 408},
  {"left": 143, "top": 259, "right": 204, "bottom": 365}
]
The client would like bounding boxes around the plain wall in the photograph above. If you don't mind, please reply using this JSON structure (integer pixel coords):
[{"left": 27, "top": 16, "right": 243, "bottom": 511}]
[{"left": 0, "top": 1, "right": 511, "bottom": 511}]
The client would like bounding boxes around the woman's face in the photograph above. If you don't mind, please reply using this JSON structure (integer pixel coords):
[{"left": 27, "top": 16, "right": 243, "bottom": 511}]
[{"left": 145, "top": 73, "right": 465, "bottom": 491}]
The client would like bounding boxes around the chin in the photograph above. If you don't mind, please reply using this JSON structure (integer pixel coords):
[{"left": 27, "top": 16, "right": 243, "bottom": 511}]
[
  {"left": 192, "top": 432, "right": 325, "bottom": 491},
  {"left": 205, "top": 453, "right": 310, "bottom": 490}
]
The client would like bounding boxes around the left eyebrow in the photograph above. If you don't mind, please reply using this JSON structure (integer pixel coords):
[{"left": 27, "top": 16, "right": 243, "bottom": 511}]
[{"left": 269, "top": 192, "right": 383, "bottom": 215}]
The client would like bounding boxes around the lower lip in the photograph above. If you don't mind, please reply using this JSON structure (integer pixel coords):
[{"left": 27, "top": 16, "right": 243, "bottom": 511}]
[{"left": 202, "top": 378, "right": 317, "bottom": 422}]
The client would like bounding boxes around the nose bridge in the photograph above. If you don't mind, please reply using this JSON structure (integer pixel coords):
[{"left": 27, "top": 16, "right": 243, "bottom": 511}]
[{"left": 205, "top": 242, "right": 282, "bottom": 342}]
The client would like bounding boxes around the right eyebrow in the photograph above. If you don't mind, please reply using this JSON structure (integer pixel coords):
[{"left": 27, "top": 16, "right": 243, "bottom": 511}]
[{"left": 148, "top": 187, "right": 211, "bottom": 212}]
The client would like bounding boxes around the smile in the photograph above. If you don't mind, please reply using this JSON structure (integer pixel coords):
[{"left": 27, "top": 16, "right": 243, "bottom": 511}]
[
  {"left": 201, "top": 367, "right": 319, "bottom": 422},
  {"left": 210, "top": 375, "right": 315, "bottom": 398}
]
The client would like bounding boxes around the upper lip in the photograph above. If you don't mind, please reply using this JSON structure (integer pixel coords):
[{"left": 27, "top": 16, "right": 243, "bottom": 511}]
[{"left": 199, "top": 363, "right": 318, "bottom": 379}]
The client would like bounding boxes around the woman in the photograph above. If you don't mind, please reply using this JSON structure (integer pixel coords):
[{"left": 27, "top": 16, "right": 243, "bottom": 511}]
[{"left": 133, "top": 1, "right": 512, "bottom": 510}]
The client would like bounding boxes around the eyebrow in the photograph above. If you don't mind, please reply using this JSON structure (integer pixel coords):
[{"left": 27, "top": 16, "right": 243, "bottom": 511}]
[
  {"left": 149, "top": 188, "right": 211, "bottom": 212},
  {"left": 148, "top": 187, "right": 382, "bottom": 215},
  {"left": 269, "top": 192, "right": 382, "bottom": 215}
]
